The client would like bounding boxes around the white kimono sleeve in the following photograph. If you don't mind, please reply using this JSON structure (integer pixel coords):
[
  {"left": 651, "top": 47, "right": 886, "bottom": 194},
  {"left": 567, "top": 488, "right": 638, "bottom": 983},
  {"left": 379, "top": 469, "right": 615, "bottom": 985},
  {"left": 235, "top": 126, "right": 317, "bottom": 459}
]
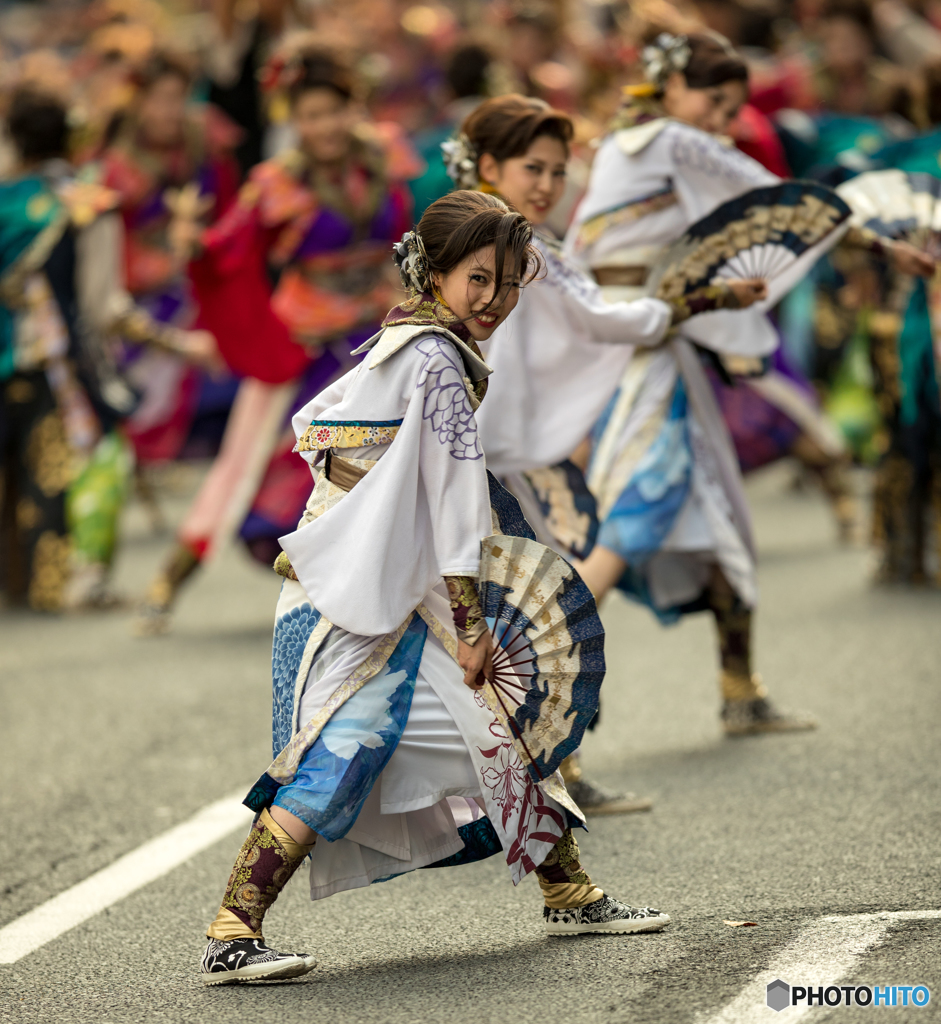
[
  {"left": 279, "top": 333, "right": 492, "bottom": 636},
  {"left": 541, "top": 243, "right": 672, "bottom": 347},
  {"left": 665, "top": 122, "right": 780, "bottom": 221}
]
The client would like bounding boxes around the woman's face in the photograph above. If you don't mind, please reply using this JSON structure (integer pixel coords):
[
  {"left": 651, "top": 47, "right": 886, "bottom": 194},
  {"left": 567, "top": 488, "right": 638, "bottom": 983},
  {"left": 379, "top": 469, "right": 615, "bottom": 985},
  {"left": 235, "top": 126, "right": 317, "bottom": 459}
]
[
  {"left": 434, "top": 244, "right": 522, "bottom": 342},
  {"left": 138, "top": 74, "right": 187, "bottom": 147},
  {"left": 293, "top": 87, "right": 355, "bottom": 164},
  {"left": 662, "top": 73, "right": 747, "bottom": 135},
  {"left": 477, "top": 135, "right": 567, "bottom": 226}
]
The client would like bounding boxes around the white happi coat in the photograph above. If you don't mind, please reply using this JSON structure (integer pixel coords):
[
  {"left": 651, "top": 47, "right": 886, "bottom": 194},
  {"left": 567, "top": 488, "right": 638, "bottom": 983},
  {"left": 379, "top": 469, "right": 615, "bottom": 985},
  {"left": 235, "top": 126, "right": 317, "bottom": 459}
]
[
  {"left": 563, "top": 118, "right": 781, "bottom": 610},
  {"left": 272, "top": 323, "right": 574, "bottom": 900}
]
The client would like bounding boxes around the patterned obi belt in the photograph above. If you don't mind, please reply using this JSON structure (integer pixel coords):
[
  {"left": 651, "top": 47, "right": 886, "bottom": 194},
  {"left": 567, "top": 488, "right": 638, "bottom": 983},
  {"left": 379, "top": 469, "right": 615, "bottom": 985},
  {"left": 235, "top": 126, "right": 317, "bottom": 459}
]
[
  {"left": 572, "top": 189, "right": 677, "bottom": 255},
  {"left": 272, "top": 246, "right": 401, "bottom": 345},
  {"left": 273, "top": 417, "right": 403, "bottom": 582}
]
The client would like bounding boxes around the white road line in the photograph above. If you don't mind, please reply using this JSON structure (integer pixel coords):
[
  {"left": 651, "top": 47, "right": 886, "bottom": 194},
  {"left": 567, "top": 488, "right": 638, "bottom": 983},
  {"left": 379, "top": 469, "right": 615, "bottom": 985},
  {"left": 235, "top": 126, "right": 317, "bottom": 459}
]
[
  {"left": 0, "top": 792, "right": 253, "bottom": 964},
  {"left": 700, "top": 910, "right": 941, "bottom": 1024}
]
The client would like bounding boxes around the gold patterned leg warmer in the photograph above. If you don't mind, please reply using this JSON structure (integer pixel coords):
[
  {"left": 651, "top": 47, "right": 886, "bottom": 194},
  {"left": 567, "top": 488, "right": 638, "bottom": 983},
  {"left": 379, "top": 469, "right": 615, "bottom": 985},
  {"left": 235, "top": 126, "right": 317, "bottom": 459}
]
[
  {"left": 144, "top": 542, "right": 202, "bottom": 613},
  {"left": 206, "top": 809, "right": 316, "bottom": 941},
  {"left": 707, "top": 573, "right": 764, "bottom": 702},
  {"left": 535, "top": 829, "right": 603, "bottom": 909}
]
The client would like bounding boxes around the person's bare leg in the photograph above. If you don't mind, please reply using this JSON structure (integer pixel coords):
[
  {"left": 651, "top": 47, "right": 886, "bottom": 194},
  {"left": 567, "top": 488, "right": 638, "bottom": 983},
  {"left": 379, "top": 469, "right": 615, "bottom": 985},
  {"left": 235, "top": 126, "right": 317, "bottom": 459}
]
[
  {"left": 568, "top": 436, "right": 592, "bottom": 473},
  {"left": 269, "top": 804, "right": 318, "bottom": 845},
  {"left": 573, "top": 545, "right": 627, "bottom": 603}
]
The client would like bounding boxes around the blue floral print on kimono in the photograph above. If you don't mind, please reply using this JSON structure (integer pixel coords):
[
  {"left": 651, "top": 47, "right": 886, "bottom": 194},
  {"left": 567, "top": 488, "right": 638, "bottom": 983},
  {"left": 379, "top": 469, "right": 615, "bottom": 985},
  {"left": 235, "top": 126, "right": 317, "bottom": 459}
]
[
  {"left": 271, "top": 595, "right": 323, "bottom": 757},
  {"left": 270, "top": 615, "right": 427, "bottom": 841},
  {"left": 595, "top": 381, "right": 693, "bottom": 622}
]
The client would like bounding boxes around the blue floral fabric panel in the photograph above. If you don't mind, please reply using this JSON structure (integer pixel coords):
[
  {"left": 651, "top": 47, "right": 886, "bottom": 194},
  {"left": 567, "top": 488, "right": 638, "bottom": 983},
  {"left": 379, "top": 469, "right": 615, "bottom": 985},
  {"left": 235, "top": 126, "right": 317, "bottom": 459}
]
[
  {"left": 271, "top": 595, "right": 322, "bottom": 758},
  {"left": 595, "top": 380, "right": 693, "bottom": 617},
  {"left": 271, "top": 614, "right": 428, "bottom": 841},
  {"left": 597, "top": 378, "right": 691, "bottom": 563}
]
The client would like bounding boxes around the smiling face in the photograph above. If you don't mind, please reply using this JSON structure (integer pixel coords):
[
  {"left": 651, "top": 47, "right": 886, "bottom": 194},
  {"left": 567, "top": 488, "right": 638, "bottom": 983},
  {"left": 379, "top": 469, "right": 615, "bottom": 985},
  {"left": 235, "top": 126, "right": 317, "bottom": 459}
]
[
  {"left": 662, "top": 72, "right": 747, "bottom": 135},
  {"left": 477, "top": 135, "right": 568, "bottom": 225},
  {"left": 433, "top": 244, "right": 522, "bottom": 342},
  {"left": 293, "top": 86, "right": 355, "bottom": 164}
]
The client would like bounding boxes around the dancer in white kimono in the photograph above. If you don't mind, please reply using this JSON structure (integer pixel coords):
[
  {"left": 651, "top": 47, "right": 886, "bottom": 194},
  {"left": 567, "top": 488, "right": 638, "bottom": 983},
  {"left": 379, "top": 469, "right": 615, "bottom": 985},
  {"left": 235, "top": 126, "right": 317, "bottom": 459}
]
[
  {"left": 563, "top": 33, "right": 934, "bottom": 736},
  {"left": 448, "top": 94, "right": 764, "bottom": 809},
  {"left": 199, "top": 191, "right": 670, "bottom": 986}
]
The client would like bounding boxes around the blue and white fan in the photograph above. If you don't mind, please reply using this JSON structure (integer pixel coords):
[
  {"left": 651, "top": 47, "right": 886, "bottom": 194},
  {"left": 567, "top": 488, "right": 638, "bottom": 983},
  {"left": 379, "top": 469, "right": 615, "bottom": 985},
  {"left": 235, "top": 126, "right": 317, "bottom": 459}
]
[
  {"left": 651, "top": 181, "right": 853, "bottom": 313},
  {"left": 837, "top": 169, "right": 941, "bottom": 255},
  {"left": 477, "top": 535, "right": 604, "bottom": 784}
]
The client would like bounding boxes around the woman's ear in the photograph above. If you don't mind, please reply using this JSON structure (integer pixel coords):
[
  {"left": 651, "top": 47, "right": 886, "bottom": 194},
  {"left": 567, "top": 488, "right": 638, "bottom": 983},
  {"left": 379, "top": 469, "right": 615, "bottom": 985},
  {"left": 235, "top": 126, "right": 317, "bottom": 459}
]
[{"left": 477, "top": 152, "right": 500, "bottom": 188}]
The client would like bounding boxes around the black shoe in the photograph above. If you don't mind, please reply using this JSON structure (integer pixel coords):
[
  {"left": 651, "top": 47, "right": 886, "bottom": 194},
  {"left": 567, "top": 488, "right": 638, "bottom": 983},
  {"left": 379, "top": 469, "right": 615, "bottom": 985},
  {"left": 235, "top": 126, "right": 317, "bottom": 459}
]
[
  {"left": 722, "top": 696, "right": 817, "bottom": 736},
  {"left": 544, "top": 895, "right": 670, "bottom": 935},
  {"left": 200, "top": 938, "right": 317, "bottom": 985},
  {"left": 566, "top": 777, "right": 653, "bottom": 815}
]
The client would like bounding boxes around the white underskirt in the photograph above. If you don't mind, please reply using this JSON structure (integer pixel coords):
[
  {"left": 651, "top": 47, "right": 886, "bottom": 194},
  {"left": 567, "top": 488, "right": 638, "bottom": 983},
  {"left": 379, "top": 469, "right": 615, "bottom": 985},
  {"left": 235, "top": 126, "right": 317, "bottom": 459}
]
[
  {"left": 307, "top": 629, "right": 485, "bottom": 900},
  {"left": 380, "top": 634, "right": 482, "bottom": 814}
]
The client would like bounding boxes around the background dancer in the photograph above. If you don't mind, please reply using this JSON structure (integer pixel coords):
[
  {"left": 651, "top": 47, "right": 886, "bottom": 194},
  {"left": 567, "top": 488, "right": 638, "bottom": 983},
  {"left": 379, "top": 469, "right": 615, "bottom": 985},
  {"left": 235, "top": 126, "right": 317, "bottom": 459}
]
[
  {"left": 565, "top": 32, "right": 933, "bottom": 736},
  {"left": 135, "top": 45, "right": 416, "bottom": 632},
  {"left": 0, "top": 86, "right": 220, "bottom": 613},
  {"left": 454, "top": 93, "right": 765, "bottom": 806}
]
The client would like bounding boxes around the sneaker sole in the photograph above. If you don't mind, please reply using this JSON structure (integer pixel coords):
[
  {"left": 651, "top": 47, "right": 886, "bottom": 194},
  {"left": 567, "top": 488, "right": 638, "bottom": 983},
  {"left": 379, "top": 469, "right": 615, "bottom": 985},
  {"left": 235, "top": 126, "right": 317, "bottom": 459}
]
[
  {"left": 546, "top": 913, "right": 671, "bottom": 936},
  {"left": 202, "top": 955, "right": 317, "bottom": 985}
]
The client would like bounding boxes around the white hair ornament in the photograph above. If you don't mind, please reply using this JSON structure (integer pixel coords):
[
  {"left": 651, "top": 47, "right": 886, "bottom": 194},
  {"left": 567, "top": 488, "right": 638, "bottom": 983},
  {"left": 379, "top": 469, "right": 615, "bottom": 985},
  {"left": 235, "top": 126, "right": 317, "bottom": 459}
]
[
  {"left": 441, "top": 133, "right": 479, "bottom": 191},
  {"left": 641, "top": 33, "right": 692, "bottom": 89}
]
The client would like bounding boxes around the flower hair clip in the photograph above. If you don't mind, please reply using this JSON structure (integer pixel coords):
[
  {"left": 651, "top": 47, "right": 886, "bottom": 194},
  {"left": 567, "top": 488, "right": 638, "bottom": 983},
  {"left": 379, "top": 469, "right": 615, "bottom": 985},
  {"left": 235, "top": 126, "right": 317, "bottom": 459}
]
[
  {"left": 641, "top": 33, "right": 691, "bottom": 89},
  {"left": 441, "top": 133, "right": 479, "bottom": 191},
  {"left": 392, "top": 230, "right": 432, "bottom": 293}
]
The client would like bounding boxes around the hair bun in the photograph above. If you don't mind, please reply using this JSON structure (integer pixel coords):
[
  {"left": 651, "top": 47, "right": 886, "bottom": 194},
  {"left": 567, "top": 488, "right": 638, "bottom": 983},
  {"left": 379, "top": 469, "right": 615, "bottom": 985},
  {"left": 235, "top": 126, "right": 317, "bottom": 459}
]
[{"left": 392, "top": 230, "right": 432, "bottom": 294}]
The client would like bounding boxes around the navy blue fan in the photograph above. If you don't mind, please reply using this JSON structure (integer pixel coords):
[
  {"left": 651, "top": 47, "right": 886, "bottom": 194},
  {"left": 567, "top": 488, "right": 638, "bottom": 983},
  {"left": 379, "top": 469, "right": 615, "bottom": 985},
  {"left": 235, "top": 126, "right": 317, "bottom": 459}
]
[
  {"left": 651, "top": 181, "right": 853, "bottom": 313},
  {"left": 837, "top": 170, "right": 941, "bottom": 254},
  {"left": 477, "top": 535, "right": 604, "bottom": 783}
]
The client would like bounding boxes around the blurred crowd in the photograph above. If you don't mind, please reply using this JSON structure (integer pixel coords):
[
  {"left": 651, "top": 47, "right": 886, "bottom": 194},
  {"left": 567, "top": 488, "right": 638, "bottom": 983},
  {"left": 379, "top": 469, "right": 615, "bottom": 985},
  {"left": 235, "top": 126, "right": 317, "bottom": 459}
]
[{"left": 1, "top": 0, "right": 940, "bottom": 615}]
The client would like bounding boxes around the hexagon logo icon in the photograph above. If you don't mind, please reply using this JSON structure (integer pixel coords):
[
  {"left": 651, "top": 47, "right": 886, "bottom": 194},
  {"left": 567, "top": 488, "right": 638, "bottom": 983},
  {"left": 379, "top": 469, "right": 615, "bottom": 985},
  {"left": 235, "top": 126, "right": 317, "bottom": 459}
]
[{"left": 766, "top": 979, "right": 790, "bottom": 1012}]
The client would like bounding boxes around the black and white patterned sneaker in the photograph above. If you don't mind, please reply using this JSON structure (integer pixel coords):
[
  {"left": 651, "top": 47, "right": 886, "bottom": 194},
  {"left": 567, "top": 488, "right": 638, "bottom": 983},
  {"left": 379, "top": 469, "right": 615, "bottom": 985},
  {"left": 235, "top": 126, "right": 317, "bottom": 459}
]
[
  {"left": 200, "top": 938, "right": 317, "bottom": 985},
  {"left": 544, "top": 895, "right": 671, "bottom": 936}
]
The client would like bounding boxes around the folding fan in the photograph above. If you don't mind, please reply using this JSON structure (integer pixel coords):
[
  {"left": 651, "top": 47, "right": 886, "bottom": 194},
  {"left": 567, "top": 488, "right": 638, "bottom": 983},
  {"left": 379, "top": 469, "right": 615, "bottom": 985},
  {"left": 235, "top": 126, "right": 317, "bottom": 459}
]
[
  {"left": 650, "top": 181, "right": 853, "bottom": 314},
  {"left": 477, "top": 534, "right": 605, "bottom": 785},
  {"left": 837, "top": 169, "right": 941, "bottom": 255}
]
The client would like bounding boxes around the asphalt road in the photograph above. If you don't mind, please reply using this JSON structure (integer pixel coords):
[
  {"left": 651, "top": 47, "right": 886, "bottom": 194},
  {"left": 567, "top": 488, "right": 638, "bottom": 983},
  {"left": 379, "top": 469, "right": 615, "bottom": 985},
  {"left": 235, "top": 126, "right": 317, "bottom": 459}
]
[{"left": 1, "top": 464, "right": 939, "bottom": 1024}]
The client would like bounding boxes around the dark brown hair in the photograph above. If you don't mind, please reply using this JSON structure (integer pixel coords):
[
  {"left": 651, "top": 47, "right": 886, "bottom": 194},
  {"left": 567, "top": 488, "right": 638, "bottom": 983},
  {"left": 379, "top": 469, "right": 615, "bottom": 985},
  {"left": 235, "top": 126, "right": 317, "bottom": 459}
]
[
  {"left": 680, "top": 33, "right": 749, "bottom": 90},
  {"left": 819, "top": 0, "right": 876, "bottom": 38},
  {"left": 461, "top": 94, "right": 573, "bottom": 166},
  {"left": 289, "top": 48, "right": 356, "bottom": 106},
  {"left": 418, "top": 190, "right": 539, "bottom": 311},
  {"left": 132, "top": 50, "right": 192, "bottom": 92},
  {"left": 8, "top": 88, "right": 69, "bottom": 162}
]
